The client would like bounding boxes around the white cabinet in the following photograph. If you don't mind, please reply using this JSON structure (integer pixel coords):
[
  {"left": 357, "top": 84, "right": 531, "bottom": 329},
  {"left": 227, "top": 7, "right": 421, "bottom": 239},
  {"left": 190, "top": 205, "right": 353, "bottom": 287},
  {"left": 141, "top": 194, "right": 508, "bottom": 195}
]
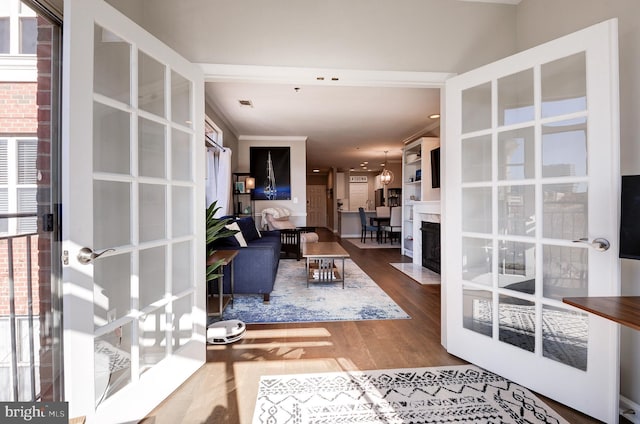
[{"left": 401, "top": 137, "right": 440, "bottom": 258}]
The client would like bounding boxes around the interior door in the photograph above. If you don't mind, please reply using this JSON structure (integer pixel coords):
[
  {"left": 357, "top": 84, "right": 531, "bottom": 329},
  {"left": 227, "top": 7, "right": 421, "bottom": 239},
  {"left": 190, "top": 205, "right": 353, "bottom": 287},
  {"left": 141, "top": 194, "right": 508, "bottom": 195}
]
[
  {"left": 61, "top": 0, "right": 205, "bottom": 422},
  {"left": 444, "top": 19, "right": 620, "bottom": 422},
  {"left": 307, "top": 184, "right": 327, "bottom": 227}
]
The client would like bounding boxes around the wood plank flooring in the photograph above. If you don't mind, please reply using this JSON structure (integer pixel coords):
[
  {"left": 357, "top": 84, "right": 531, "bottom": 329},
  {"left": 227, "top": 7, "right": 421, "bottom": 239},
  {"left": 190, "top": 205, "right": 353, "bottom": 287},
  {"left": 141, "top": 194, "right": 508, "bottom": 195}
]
[{"left": 142, "top": 228, "right": 601, "bottom": 424}]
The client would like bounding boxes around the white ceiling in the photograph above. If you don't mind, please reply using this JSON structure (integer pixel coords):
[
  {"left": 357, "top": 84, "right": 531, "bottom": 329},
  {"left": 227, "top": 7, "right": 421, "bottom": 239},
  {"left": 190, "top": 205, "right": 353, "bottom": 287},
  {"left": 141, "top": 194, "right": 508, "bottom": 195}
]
[{"left": 206, "top": 81, "right": 441, "bottom": 174}]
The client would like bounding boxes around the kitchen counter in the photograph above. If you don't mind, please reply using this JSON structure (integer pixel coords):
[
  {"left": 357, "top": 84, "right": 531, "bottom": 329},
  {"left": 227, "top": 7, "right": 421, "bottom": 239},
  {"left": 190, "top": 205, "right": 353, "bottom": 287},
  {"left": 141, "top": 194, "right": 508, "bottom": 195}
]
[{"left": 337, "top": 209, "right": 376, "bottom": 238}]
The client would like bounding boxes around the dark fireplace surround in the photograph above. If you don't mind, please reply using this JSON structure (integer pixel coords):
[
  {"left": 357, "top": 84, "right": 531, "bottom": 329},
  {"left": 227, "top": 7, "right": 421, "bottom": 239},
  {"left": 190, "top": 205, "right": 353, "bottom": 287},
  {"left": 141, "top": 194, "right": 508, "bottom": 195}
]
[{"left": 421, "top": 221, "right": 441, "bottom": 274}]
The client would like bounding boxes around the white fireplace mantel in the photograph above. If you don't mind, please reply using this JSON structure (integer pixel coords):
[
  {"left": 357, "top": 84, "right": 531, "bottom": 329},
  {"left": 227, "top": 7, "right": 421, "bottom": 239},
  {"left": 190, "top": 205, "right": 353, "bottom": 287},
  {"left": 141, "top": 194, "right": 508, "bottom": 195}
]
[{"left": 411, "top": 201, "right": 441, "bottom": 267}]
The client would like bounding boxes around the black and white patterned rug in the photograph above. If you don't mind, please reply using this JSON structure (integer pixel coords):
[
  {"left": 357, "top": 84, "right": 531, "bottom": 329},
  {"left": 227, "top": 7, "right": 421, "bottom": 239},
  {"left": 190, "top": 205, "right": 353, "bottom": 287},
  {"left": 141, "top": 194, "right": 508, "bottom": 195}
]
[{"left": 252, "top": 365, "right": 568, "bottom": 423}]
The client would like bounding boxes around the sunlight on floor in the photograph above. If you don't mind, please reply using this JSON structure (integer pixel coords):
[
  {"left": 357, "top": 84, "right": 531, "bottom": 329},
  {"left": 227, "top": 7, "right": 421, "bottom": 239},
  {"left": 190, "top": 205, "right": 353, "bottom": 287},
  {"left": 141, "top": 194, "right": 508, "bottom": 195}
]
[
  {"left": 205, "top": 326, "right": 366, "bottom": 424},
  {"left": 234, "top": 358, "right": 359, "bottom": 424}
]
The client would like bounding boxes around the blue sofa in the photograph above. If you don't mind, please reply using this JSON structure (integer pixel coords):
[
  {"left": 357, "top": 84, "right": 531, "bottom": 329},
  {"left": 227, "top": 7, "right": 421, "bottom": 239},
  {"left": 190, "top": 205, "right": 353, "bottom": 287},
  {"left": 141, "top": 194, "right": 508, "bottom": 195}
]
[{"left": 208, "top": 216, "right": 281, "bottom": 302}]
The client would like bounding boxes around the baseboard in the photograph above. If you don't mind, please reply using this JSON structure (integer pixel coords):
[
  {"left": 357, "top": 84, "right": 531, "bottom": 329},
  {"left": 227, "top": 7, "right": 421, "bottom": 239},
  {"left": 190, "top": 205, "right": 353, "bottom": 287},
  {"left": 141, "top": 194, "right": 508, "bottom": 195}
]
[{"left": 621, "top": 395, "right": 640, "bottom": 423}]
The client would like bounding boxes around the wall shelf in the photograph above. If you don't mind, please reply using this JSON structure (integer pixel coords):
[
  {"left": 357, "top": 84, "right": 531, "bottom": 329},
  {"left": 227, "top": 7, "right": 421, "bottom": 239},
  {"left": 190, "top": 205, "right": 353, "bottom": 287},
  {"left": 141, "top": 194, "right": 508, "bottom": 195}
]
[{"left": 401, "top": 137, "right": 440, "bottom": 260}]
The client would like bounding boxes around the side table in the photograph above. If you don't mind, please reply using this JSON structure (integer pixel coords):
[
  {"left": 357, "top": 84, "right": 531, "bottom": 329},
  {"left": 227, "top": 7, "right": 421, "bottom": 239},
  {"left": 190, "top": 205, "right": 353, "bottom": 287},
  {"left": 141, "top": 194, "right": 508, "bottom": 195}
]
[{"left": 207, "top": 249, "right": 239, "bottom": 319}]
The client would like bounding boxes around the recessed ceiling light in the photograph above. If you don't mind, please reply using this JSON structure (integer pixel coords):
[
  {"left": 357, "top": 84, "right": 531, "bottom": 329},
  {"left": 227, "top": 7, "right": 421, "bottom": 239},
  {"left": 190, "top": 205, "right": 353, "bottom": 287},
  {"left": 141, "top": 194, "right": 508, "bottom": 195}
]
[
  {"left": 238, "top": 100, "right": 253, "bottom": 107},
  {"left": 429, "top": 113, "right": 440, "bottom": 119}
]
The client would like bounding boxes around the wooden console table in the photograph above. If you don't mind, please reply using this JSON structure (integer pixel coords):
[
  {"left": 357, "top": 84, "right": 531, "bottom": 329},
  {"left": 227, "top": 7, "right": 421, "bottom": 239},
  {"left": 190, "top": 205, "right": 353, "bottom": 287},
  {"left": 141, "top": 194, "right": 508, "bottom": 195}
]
[
  {"left": 562, "top": 296, "right": 640, "bottom": 331},
  {"left": 207, "top": 250, "right": 239, "bottom": 318}
]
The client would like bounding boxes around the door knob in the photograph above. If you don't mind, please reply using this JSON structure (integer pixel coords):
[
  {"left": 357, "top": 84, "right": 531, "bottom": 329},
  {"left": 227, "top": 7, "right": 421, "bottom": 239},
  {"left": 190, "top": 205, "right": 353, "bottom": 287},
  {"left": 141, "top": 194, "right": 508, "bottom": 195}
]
[
  {"left": 77, "top": 247, "right": 115, "bottom": 264},
  {"left": 572, "top": 237, "right": 610, "bottom": 252}
]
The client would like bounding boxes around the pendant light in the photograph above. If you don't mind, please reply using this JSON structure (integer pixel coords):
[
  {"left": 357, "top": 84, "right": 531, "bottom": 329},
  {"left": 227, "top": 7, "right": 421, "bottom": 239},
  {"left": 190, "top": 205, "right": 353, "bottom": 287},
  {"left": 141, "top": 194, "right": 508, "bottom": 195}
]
[{"left": 380, "top": 151, "right": 394, "bottom": 185}]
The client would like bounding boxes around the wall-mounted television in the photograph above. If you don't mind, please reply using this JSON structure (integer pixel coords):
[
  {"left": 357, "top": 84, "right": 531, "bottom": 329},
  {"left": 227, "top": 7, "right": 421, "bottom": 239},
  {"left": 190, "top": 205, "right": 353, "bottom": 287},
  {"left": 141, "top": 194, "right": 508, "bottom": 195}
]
[
  {"left": 619, "top": 175, "right": 640, "bottom": 259},
  {"left": 430, "top": 147, "right": 441, "bottom": 189}
]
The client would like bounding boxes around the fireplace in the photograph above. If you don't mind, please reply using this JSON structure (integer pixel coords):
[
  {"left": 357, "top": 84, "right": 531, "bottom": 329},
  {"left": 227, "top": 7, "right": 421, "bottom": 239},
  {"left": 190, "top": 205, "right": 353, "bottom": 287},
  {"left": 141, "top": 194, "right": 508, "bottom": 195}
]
[{"left": 421, "top": 221, "right": 441, "bottom": 274}]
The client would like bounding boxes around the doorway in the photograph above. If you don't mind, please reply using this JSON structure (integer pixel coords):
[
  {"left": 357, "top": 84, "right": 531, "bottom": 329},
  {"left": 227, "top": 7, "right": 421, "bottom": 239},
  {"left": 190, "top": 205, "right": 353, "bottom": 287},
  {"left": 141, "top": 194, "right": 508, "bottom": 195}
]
[{"left": 306, "top": 184, "right": 327, "bottom": 227}]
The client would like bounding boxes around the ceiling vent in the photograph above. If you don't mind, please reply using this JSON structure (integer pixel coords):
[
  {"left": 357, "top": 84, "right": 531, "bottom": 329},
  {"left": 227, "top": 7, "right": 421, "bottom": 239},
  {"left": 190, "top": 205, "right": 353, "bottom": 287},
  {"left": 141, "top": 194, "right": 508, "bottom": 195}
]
[{"left": 238, "top": 100, "right": 253, "bottom": 107}]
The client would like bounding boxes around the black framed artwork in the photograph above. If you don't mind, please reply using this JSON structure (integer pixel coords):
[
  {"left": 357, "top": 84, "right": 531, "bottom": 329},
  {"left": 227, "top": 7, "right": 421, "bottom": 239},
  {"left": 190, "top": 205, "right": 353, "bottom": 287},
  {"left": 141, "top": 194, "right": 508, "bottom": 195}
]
[{"left": 249, "top": 147, "right": 291, "bottom": 200}]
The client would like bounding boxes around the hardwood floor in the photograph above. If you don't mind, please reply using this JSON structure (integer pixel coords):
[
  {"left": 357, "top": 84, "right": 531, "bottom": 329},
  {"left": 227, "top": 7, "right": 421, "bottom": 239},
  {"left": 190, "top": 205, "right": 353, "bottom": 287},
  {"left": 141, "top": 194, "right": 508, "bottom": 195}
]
[{"left": 142, "top": 228, "right": 601, "bottom": 424}]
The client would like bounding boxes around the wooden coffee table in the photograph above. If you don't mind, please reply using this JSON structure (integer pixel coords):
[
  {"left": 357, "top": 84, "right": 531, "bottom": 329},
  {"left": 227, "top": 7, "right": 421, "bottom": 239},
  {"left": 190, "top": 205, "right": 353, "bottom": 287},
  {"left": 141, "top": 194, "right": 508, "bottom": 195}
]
[{"left": 302, "top": 242, "right": 350, "bottom": 288}]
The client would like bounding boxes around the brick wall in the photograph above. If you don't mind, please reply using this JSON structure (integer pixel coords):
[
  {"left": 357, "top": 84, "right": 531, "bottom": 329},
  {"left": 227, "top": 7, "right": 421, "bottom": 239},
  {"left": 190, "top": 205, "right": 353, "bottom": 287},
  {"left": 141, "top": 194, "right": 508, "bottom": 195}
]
[
  {"left": 35, "top": 15, "right": 55, "bottom": 402},
  {"left": 0, "top": 82, "right": 38, "bottom": 133}
]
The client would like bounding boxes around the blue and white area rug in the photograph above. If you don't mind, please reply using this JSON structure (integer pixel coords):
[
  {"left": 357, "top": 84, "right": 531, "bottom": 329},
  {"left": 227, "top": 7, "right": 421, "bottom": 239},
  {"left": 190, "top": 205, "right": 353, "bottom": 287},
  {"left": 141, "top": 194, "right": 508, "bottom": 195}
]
[
  {"left": 216, "top": 259, "right": 410, "bottom": 324},
  {"left": 252, "top": 364, "right": 569, "bottom": 424}
]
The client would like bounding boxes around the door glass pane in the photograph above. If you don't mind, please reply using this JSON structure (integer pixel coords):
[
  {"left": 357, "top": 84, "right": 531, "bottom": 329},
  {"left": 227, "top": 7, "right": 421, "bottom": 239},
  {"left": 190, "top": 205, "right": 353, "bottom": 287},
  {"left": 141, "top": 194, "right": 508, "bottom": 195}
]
[
  {"left": 498, "top": 127, "right": 534, "bottom": 180},
  {"left": 139, "top": 310, "right": 167, "bottom": 373},
  {"left": 498, "top": 240, "right": 535, "bottom": 294},
  {"left": 462, "top": 237, "right": 492, "bottom": 286},
  {"left": 463, "top": 287, "right": 492, "bottom": 337},
  {"left": 94, "top": 181, "right": 131, "bottom": 250},
  {"left": 543, "top": 245, "right": 588, "bottom": 300},
  {"left": 542, "top": 118, "right": 587, "bottom": 178},
  {"left": 498, "top": 185, "right": 535, "bottom": 236},
  {"left": 541, "top": 52, "right": 586, "bottom": 118},
  {"left": 461, "top": 135, "right": 491, "bottom": 182},
  {"left": 172, "top": 129, "right": 192, "bottom": 181},
  {"left": 139, "top": 246, "right": 166, "bottom": 309},
  {"left": 138, "top": 50, "right": 165, "bottom": 117},
  {"left": 542, "top": 305, "right": 588, "bottom": 371},
  {"left": 94, "top": 103, "right": 130, "bottom": 174},
  {"left": 171, "top": 71, "right": 191, "bottom": 126},
  {"left": 94, "top": 25, "right": 130, "bottom": 105},
  {"left": 498, "top": 69, "right": 534, "bottom": 126},
  {"left": 94, "top": 321, "right": 132, "bottom": 406},
  {"left": 93, "top": 252, "right": 131, "bottom": 325},
  {"left": 139, "top": 118, "right": 166, "bottom": 178},
  {"left": 172, "top": 241, "right": 193, "bottom": 294},
  {"left": 462, "top": 187, "right": 492, "bottom": 233},
  {"left": 499, "top": 294, "right": 535, "bottom": 352},
  {"left": 172, "top": 186, "right": 192, "bottom": 238},
  {"left": 543, "top": 183, "right": 587, "bottom": 240},
  {"left": 462, "top": 82, "right": 491, "bottom": 134},
  {"left": 139, "top": 183, "right": 166, "bottom": 242},
  {"left": 173, "top": 294, "right": 193, "bottom": 350}
]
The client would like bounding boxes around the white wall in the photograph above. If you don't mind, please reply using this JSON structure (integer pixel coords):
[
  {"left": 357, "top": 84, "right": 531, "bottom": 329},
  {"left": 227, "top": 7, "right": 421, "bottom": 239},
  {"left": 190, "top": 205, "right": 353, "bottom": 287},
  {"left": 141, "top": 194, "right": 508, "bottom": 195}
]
[
  {"left": 236, "top": 136, "right": 308, "bottom": 227},
  {"left": 516, "top": 0, "right": 640, "bottom": 407}
]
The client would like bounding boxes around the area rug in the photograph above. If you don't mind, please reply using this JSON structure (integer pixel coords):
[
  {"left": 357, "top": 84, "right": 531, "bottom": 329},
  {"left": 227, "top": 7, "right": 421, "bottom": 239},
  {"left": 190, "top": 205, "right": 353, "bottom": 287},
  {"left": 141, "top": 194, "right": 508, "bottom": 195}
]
[
  {"left": 215, "top": 259, "right": 410, "bottom": 324},
  {"left": 252, "top": 364, "right": 569, "bottom": 424},
  {"left": 343, "top": 238, "right": 400, "bottom": 249}
]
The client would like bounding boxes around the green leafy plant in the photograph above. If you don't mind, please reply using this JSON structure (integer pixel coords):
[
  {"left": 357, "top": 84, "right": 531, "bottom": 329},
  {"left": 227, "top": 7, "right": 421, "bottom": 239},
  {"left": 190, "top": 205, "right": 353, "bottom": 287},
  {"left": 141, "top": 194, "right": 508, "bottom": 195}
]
[{"left": 206, "top": 200, "right": 238, "bottom": 282}]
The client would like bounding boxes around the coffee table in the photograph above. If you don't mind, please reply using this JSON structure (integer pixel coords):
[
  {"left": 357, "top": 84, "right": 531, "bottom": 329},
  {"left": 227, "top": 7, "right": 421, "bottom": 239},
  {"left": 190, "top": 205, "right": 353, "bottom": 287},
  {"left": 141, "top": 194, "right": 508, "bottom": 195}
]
[{"left": 302, "top": 242, "right": 350, "bottom": 288}]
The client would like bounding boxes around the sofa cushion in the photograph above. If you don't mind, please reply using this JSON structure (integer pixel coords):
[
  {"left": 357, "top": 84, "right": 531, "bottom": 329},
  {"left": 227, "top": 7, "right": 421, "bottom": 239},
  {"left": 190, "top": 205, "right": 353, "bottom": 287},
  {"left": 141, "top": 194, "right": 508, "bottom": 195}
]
[{"left": 236, "top": 217, "right": 261, "bottom": 241}]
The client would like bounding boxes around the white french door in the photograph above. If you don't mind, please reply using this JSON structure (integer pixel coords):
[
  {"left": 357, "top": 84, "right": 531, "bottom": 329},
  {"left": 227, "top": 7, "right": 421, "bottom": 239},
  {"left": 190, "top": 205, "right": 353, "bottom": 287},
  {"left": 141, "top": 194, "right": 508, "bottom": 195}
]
[
  {"left": 444, "top": 19, "right": 620, "bottom": 422},
  {"left": 61, "top": 0, "right": 205, "bottom": 422}
]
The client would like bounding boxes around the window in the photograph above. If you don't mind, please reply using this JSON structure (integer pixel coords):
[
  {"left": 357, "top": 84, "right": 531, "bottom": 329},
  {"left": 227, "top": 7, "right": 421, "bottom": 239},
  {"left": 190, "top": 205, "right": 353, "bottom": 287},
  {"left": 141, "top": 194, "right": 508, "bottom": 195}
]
[
  {"left": 0, "top": 1, "right": 36, "bottom": 56},
  {"left": 0, "top": 18, "right": 8, "bottom": 53},
  {"left": 19, "top": 16, "right": 36, "bottom": 54},
  {"left": 0, "top": 138, "right": 37, "bottom": 234}
]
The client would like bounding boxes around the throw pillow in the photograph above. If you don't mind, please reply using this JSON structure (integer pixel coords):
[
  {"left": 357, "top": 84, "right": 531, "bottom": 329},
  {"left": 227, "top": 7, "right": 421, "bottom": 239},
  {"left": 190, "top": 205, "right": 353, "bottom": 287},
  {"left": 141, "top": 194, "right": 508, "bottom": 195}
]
[
  {"left": 225, "top": 222, "right": 247, "bottom": 247},
  {"left": 236, "top": 217, "right": 261, "bottom": 242}
]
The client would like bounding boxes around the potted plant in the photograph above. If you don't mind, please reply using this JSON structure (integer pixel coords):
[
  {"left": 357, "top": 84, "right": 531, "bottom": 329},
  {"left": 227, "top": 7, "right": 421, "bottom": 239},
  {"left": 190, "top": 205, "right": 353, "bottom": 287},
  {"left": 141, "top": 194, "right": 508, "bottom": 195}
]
[{"left": 206, "top": 200, "right": 238, "bottom": 283}]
